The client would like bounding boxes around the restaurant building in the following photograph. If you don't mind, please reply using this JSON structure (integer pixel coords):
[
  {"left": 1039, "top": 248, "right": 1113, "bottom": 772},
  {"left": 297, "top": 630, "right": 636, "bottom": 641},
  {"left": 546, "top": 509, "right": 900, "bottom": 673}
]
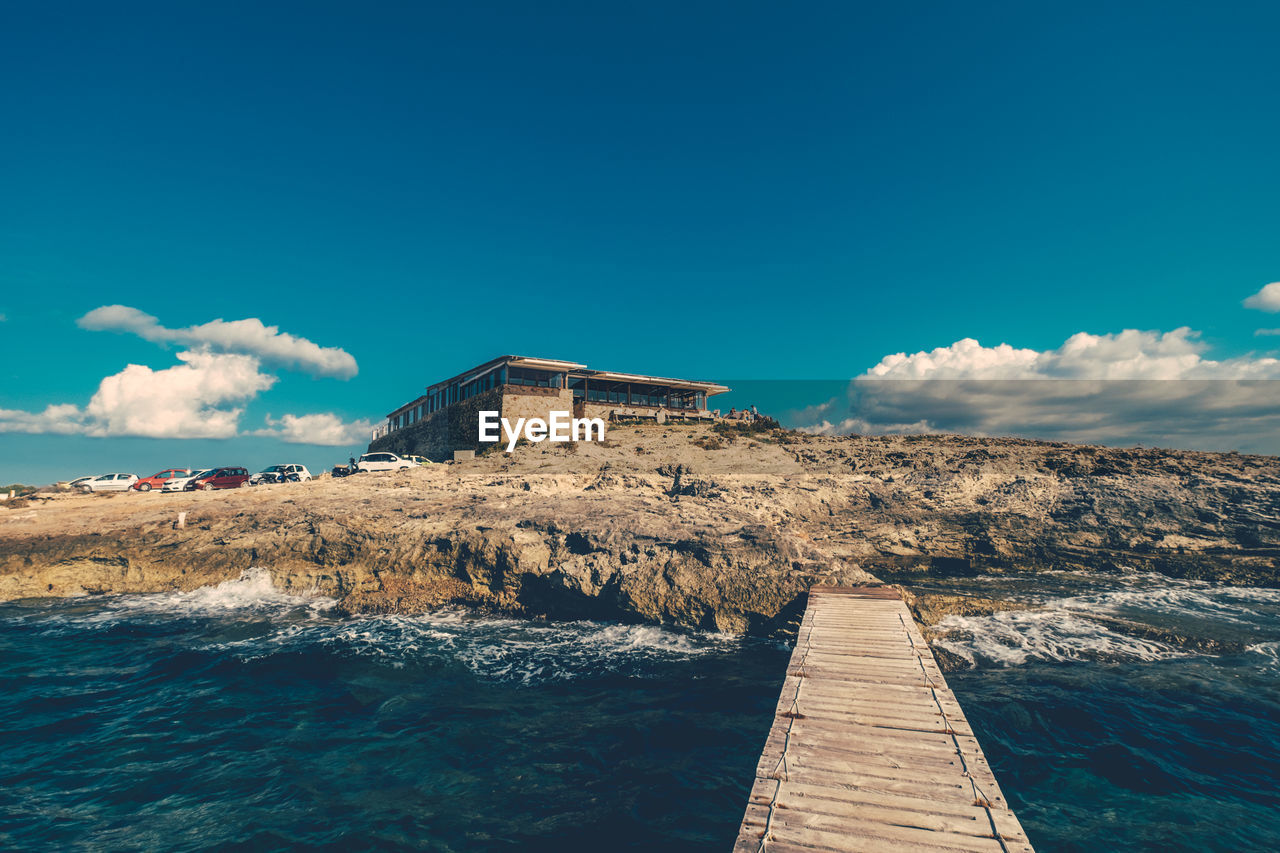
[{"left": 368, "top": 355, "right": 729, "bottom": 459}]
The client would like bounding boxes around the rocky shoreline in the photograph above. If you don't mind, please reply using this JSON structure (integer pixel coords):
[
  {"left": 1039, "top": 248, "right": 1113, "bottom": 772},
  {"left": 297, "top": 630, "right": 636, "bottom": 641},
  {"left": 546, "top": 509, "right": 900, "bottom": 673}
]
[{"left": 4, "top": 425, "right": 1279, "bottom": 660}]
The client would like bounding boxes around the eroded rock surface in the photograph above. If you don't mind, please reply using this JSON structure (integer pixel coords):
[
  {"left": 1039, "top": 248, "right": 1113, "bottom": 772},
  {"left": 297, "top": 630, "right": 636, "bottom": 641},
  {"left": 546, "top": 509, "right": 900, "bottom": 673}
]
[{"left": 3, "top": 426, "right": 1278, "bottom": 637}]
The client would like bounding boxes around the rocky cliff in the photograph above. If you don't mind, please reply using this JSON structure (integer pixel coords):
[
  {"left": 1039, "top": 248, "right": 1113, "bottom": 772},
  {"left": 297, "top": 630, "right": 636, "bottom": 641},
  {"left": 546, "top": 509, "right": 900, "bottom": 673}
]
[{"left": 3, "top": 424, "right": 1278, "bottom": 638}]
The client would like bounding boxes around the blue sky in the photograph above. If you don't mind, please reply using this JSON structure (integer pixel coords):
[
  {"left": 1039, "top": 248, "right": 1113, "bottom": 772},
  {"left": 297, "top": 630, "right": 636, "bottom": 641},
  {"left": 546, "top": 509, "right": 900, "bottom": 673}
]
[{"left": 3, "top": 2, "right": 1280, "bottom": 482}]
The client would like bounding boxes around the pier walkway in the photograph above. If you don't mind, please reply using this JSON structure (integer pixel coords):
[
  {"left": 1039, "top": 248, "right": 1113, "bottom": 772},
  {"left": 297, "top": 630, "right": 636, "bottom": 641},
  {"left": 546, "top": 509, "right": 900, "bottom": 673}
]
[{"left": 735, "top": 586, "right": 1034, "bottom": 852}]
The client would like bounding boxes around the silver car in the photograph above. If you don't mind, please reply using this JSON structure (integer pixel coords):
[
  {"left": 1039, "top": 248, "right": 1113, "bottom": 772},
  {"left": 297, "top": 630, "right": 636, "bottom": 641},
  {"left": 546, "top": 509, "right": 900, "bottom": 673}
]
[{"left": 80, "top": 473, "right": 139, "bottom": 493}]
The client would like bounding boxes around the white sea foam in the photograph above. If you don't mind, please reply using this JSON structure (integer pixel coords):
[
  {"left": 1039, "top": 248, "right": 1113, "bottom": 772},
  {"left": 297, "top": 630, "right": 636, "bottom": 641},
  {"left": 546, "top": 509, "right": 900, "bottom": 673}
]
[
  {"left": 24, "top": 570, "right": 753, "bottom": 685},
  {"left": 1063, "top": 584, "right": 1280, "bottom": 625},
  {"left": 933, "top": 608, "right": 1185, "bottom": 668},
  {"left": 1247, "top": 641, "right": 1280, "bottom": 668},
  {"left": 214, "top": 608, "right": 751, "bottom": 685},
  {"left": 933, "top": 582, "right": 1280, "bottom": 669},
  {"left": 145, "top": 567, "right": 335, "bottom": 614},
  {"left": 38, "top": 568, "right": 335, "bottom": 631}
]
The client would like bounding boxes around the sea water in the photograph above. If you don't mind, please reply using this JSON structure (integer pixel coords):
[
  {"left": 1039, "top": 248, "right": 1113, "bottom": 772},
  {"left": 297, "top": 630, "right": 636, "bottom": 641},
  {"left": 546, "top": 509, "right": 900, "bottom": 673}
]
[
  {"left": 0, "top": 570, "right": 788, "bottom": 851},
  {"left": 2, "top": 569, "right": 1279, "bottom": 851},
  {"left": 925, "top": 573, "right": 1280, "bottom": 852}
]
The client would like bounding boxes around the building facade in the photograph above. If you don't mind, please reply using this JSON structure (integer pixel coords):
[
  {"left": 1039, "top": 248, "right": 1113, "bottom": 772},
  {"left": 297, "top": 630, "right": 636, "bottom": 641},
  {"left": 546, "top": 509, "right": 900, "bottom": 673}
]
[{"left": 368, "top": 355, "right": 729, "bottom": 459}]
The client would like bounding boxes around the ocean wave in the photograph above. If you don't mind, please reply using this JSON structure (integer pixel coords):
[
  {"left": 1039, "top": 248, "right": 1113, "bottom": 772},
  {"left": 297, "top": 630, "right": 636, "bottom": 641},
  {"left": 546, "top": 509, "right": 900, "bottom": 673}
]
[
  {"left": 933, "top": 581, "right": 1280, "bottom": 669},
  {"left": 1247, "top": 640, "right": 1280, "bottom": 668},
  {"left": 933, "top": 608, "right": 1186, "bottom": 668},
  {"left": 9, "top": 571, "right": 759, "bottom": 685},
  {"left": 1064, "top": 584, "right": 1280, "bottom": 625},
  {"left": 212, "top": 609, "right": 752, "bottom": 685},
  {"left": 29, "top": 568, "right": 336, "bottom": 631},
  {"left": 144, "top": 567, "right": 336, "bottom": 614}
]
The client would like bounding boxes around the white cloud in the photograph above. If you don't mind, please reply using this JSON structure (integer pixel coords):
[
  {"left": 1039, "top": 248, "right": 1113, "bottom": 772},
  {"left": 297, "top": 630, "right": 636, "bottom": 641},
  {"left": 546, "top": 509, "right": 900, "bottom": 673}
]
[
  {"left": 0, "top": 355, "right": 374, "bottom": 444},
  {"left": 867, "top": 328, "right": 1280, "bottom": 380},
  {"left": 1, "top": 306, "right": 371, "bottom": 438},
  {"left": 85, "top": 351, "right": 276, "bottom": 439},
  {"left": 799, "top": 328, "right": 1280, "bottom": 453},
  {"left": 1244, "top": 282, "right": 1280, "bottom": 313},
  {"left": 0, "top": 404, "right": 86, "bottom": 435},
  {"left": 1, "top": 352, "right": 276, "bottom": 439},
  {"left": 77, "top": 304, "right": 158, "bottom": 336},
  {"left": 0, "top": 348, "right": 277, "bottom": 435},
  {"left": 77, "top": 305, "right": 358, "bottom": 379},
  {"left": 254, "top": 413, "right": 375, "bottom": 446},
  {"left": 866, "top": 338, "right": 1041, "bottom": 379},
  {"left": 2, "top": 308, "right": 368, "bottom": 442}
]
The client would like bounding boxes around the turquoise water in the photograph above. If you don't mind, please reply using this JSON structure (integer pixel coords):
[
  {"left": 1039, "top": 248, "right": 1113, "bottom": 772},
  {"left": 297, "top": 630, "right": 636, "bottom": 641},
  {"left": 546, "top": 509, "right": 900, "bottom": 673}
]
[
  {"left": 932, "top": 575, "right": 1280, "bottom": 852},
  {"left": 0, "top": 572, "right": 788, "bottom": 851},
  {"left": 2, "top": 570, "right": 1279, "bottom": 851}
]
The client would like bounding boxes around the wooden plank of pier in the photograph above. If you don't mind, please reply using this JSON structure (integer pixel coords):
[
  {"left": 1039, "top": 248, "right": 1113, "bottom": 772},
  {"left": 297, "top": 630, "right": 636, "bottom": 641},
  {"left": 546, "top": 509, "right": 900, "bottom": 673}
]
[{"left": 734, "top": 586, "right": 1034, "bottom": 853}]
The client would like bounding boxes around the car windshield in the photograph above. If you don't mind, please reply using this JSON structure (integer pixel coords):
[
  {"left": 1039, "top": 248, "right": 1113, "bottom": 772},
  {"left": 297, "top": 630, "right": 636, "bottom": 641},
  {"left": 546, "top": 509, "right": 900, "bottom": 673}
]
[
  {"left": 192, "top": 470, "right": 213, "bottom": 478},
  {"left": 262, "top": 466, "right": 284, "bottom": 473}
]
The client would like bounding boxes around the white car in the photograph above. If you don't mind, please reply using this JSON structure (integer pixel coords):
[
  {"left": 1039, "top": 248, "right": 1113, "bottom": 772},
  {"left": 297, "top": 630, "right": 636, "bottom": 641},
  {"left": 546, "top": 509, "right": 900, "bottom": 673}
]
[
  {"left": 163, "top": 469, "right": 211, "bottom": 492},
  {"left": 250, "top": 464, "right": 312, "bottom": 484},
  {"left": 80, "top": 473, "right": 139, "bottom": 493},
  {"left": 356, "top": 452, "right": 413, "bottom": 472}
]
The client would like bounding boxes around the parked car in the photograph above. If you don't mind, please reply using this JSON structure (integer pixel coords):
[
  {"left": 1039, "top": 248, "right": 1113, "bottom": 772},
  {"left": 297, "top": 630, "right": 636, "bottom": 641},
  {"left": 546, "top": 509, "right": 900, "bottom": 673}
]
[
  {"left": 185, "top": 467, "right": 250, "bottom": 491},
  {"left": 249, "top": 464, "right": 312, "bottom": 485},
  {"left": 355, "top": 452, "right": 413, "bottom": 472},
  {"left": 66, "top": 475, "right": 96, "bottom": 490},
  {"left": 164, "top": 469, "right": 211, "bottom": 492},
  {"left": 133, "top": 468, "right": 192, "bottom": 492},
  {"left": 402, "top": 455, "right": 431, "bottom": 466},
  {"left": 79, "top": 473, "right": 139, "bottom": 493}
]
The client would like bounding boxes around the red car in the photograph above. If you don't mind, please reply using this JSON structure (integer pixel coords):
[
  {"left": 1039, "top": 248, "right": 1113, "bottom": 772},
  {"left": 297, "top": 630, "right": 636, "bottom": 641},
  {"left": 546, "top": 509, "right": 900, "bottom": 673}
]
[
  {"left": 132, "top": 468, "right": 192, "bottom": 492},
  {"left": 186, "top": 467, "right": 250, "bottom": 491}
]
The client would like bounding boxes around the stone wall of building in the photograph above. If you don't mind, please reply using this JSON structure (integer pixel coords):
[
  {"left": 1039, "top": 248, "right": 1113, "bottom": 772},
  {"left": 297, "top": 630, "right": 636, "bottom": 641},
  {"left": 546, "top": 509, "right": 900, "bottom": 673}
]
[
  {"left": 368, "top": 386, "right": 578, "bottom": 460},
  {"left": 370, "top": 387, "right": 505, "bottom": 461},
  {"left": 500, "top": 387, "right": 575, "bottom": 425}
]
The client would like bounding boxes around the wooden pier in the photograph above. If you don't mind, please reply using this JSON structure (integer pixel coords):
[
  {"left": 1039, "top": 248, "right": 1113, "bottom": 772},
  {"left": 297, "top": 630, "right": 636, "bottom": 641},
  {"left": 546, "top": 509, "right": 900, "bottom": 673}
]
[{"left": 735, "top": 586, "right": 1034, "bottom": 853}]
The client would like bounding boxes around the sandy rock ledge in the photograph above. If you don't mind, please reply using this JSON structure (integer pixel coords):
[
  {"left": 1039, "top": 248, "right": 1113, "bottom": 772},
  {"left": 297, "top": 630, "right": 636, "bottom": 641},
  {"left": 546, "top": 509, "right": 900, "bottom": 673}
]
[{"left": 3, "top": 426, "right": 1278, "bottom": 639}]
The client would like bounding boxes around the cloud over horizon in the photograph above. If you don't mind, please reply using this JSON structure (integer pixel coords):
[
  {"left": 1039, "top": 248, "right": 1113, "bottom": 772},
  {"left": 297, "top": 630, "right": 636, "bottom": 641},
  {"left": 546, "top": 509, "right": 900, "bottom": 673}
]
[
  {"left": 801, "top": 328, "right": 1280, "bottom": 453},
  {"left": 82, "top": 351, "right": 276, "bottom": 439},
  {"left": 254, "top": 413, "right": 377, "bottom": 446},
  {"left": 864, "top": 328, "right": 1280, "bottom": 380},
  {"left": 0, "top": 307, "right": 369, "bottom": 446}
]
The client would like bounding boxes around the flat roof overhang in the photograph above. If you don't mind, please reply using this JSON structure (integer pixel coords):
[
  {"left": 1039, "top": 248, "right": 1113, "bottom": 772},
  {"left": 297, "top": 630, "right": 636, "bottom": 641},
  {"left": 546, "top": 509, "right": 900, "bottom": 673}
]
[
  {"left": 390, "top": 355, "right": 729, "bottom": 418},
  {"left": 386, "top": 394, "right": 428, "bottom": 419},
  {"left": 428, "top": 355, "right": 587, "bottom": 393},
  {"left": 572, "top": 370, "right": 729, "bottom": 396}
]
